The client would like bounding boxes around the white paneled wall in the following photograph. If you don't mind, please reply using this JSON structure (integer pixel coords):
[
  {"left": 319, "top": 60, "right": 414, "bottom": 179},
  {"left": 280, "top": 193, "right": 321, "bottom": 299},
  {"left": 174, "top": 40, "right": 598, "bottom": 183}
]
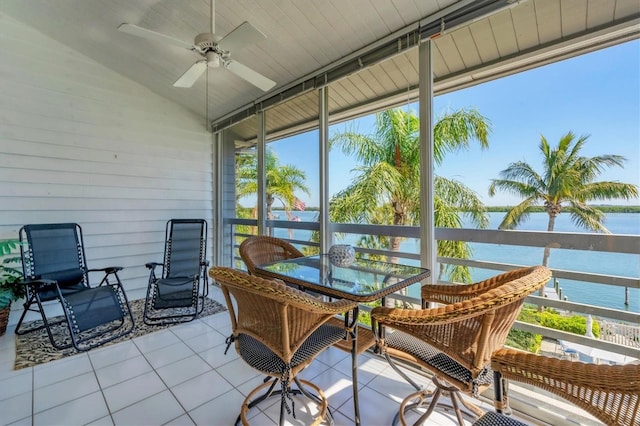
[{"left": 0, "top": 13, "right": 213, "bottom": 311}]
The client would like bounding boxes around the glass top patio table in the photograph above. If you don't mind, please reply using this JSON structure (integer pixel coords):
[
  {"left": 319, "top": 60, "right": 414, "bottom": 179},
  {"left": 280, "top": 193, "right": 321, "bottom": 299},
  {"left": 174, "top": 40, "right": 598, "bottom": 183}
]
[
  {"left": 256, "top": 254, "right": 430, "bottom": 426},
  {"left": 255, "top": 254, "right": 430, "bottom": 303}
]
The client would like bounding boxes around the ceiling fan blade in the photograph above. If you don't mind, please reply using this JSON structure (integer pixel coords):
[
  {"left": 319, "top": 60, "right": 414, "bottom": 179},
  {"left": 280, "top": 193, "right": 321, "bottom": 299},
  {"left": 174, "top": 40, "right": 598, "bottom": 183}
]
[
  {"left": 118, "top": 23, "right": 195, "bottom": 51},
  {"left": 218, "top": 22, "right": 266, "bottom": 53},
  {"left": 226, "top": 60, "right": 275, "bottom": 91},
  {"left": 174, "top": 61, "right": 207, "bottom": 88}
]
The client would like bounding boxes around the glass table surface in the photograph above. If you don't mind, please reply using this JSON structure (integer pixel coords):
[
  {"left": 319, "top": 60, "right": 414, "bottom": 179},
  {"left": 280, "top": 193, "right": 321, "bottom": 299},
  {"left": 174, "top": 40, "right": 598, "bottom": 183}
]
[{"left": 256, "top": 254, "right": 430, "bottom": 302}]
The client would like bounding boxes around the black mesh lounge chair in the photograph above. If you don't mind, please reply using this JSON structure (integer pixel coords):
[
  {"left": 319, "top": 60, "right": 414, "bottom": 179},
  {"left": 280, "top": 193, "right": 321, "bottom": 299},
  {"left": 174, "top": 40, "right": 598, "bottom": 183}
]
[
  {"left": 15, "top": 223, "right": 134, "bottom": 352},
  {"left": 143, "top": 219, "right": 209, "bottom": 325}
]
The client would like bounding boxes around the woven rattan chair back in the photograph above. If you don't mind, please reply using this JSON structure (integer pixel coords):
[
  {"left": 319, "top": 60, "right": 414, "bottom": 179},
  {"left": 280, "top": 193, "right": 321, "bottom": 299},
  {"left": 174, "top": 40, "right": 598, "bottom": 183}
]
[
  {"left": 212, "top": 266, "right": 355, "bottom": 369},
  {"left": 473, "top": 348, "right": 640, "bottom": 426},
  {"left": 210, "top": 267, "right": 357, "bottom": 425},
  {"left": 371, "top": 265, "right": 552, "bottom": 425},
  {"left": 239, "top": 235, "right": 303, "bottom": 275},
  {"left": 426, "top": 266, "right": 552, "bottom": 373}
]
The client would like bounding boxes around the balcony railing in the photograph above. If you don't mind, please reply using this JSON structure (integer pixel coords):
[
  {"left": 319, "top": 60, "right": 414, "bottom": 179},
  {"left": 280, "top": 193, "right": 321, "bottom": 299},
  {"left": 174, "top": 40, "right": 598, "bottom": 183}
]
[{"left": 226, "top": 217, "right": 640, "bottom": 362}]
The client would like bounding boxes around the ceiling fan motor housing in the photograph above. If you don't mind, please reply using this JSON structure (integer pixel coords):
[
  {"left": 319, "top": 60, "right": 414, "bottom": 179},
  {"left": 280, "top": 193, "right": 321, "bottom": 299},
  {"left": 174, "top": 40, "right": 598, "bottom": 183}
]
[
  {"left": 195, "top": 33, "right": 224, "bottom": 67},
  {"left": 195, "top": 33, "right": 222, "bottom": 52}
]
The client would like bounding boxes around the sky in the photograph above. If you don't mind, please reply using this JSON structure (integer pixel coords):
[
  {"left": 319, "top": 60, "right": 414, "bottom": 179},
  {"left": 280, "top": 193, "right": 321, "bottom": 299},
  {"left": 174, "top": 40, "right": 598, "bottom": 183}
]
[{"left": 264, "top": 39, "right": 640, "bottom": 208}]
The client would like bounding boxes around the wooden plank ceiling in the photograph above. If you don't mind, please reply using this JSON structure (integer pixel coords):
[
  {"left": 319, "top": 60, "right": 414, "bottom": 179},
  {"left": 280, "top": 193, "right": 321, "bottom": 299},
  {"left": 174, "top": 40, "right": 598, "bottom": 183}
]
[{"left": 1, "top": 0, "right": 638, "bottom": 144}]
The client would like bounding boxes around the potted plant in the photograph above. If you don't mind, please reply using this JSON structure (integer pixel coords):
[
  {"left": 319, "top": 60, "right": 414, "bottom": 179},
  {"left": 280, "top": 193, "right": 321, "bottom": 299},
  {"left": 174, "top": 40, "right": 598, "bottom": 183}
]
[{"left": 0, "top": 239, "right": 25, "bottom": 336}]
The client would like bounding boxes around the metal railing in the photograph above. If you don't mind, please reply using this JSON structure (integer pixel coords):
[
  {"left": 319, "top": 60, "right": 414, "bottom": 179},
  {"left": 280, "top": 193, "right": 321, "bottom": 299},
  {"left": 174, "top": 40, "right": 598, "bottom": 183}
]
[{"left": 225, "top": 217, "right": 640, "bottom": 361}]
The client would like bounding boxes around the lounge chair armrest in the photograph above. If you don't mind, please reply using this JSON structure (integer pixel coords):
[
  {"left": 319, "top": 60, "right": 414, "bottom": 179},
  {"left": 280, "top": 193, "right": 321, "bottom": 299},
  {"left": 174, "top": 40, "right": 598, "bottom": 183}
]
[
  {"left": 21, "top": 278, "right": 57, "bottom": 286},
  {"left": 89, "top": 267, "right": 124, "bottom": 287},
  {"left": 20, "top": 278, "right": 58, "bottom": 291},
  {"left": 88, "top": 267, "right": 123, "bottom": 274},
  {"left": 145, "top": 262, "right": 163, "bottom": 270}
]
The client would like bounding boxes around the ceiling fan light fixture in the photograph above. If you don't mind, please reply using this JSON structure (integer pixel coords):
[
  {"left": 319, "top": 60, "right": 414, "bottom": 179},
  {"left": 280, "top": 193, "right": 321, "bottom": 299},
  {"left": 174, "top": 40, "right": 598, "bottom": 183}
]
[{"left": 206, "top": 51, "right": 220, "bottom": 68}]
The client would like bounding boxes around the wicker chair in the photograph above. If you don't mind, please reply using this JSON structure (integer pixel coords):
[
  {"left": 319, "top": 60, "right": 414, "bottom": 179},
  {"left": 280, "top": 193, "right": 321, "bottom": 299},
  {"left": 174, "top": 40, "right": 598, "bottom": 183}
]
[
  {"left": 239, "top": 235, "right": 304, "bottom": 275},
  {"left": 371, "top": 265, "right": 552, "bottom": 426},
  {"left": 239, "top": 235, "right": 375, "bottom": 354},
  {"left": 473, "top": 348, "right": 640, "bottom": 426},
  {"left": 210, "top": 267, "right": 358, "bottom": 426}
]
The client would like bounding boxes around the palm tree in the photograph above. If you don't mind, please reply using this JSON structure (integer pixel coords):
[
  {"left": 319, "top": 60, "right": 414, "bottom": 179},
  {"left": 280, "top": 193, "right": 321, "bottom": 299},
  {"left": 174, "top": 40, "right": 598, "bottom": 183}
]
[
  {"left": 489, "top": 132, "right": 638, "bottom": 270},
  {"left": 236, "top": 148, "right": 310, "bottom": 220},
  {"left": 330, "top": 107, "right": 491, "bottom": 283}
]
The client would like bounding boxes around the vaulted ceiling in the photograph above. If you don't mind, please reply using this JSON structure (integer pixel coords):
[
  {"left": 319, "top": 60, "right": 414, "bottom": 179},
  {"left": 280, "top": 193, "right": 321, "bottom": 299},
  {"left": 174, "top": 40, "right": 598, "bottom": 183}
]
[{"left": 1, "top": 0, "right": 638, "bottom": 140}]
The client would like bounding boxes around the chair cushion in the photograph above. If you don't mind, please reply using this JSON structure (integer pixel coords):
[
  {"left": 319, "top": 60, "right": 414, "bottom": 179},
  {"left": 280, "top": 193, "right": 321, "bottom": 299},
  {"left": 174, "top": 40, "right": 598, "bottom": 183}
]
[
  {"left": 153, "top": 277, "right": 196, "bottom": 308},
  {"left": 34, "top": 268, "right": 87, "bottom": 302},
  {"left": 40, "top": 268, "right": 85, "bottom": 287},
  {"left": 385, "top": 330, "right": 493, "bottom": 389},
  {"left": 237, "top": 324, "right": 345, "bottom": 374},
  {"left": 472, "top": 411, "right": 525, "bottom": 426}
]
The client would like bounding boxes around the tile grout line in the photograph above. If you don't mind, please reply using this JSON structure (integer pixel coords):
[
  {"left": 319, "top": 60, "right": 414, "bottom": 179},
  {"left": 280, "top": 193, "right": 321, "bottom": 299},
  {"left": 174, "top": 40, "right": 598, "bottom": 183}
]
[
  {"left": 86, "top": 353, "right": 114, "bottom": 425},
  {"left": 30, "top": 364, "right": 34, "bottom": 426}
]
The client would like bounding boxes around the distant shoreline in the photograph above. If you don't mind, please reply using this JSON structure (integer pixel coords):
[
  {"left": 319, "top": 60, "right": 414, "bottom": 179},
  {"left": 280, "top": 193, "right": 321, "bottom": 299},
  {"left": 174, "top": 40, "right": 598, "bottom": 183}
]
[
  {"left": 483, "top": 206, "right": 640, "bottom": 213},
  {"left": 271, "top": 206, "right": 640, "bottom": 213}
]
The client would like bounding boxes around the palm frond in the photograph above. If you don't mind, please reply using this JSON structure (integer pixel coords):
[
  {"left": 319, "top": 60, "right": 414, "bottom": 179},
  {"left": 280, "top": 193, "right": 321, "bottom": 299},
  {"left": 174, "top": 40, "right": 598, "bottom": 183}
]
[
  {"left": 433, "top": 108, "right": 491, "bottom": 166},
  {"left": 435, "top": 176, "right": 488, "bottom": 228},
  {"left": 498, "top": 198, "right": 537, "bottom": 229},
  {"left": 329, "top": 131, "right": 382, "bottom": 165},
  {"left": 567, "top": 203, "right": 610, "bottom": 233}
]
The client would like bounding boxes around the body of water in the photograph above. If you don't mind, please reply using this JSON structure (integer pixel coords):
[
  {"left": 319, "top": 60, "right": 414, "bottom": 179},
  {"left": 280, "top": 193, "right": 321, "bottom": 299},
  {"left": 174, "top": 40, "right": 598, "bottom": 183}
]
[{"left": 273, "top": 212, "right": 639, "bottom": 313}]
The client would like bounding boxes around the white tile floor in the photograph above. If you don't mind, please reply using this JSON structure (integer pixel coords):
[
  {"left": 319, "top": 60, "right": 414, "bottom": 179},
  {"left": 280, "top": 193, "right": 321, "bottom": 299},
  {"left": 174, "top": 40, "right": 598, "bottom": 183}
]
[{"left": 0, "top": 285, "right": 501, "bottom": 426}]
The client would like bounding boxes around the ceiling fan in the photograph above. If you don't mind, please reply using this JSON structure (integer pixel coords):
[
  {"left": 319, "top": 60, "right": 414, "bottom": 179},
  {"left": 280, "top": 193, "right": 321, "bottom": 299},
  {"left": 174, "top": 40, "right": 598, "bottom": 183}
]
[{"left": 118, "top": 0, "right": 275, "bottom": 91}]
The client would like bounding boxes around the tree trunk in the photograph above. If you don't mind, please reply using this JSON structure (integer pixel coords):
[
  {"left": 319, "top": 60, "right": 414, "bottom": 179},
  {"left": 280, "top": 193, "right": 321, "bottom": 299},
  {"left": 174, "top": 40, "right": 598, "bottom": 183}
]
[
  {"left": 385, "top": 204, "right": 404, "bottom": 307},
  {"left": 388, "top": 202, "right": 404, "bottom": 265},
  {"left": 265, "top": 195, "right": 275, "bottom": 236},
  {"left": 541, "top": 212, "right": 556, "bottom": 267},
  {"left": 266, "top": 195, "right": 274, "bottom": 219},
  {"left": 539, "top": 209, "right": 558, "bottom": 303},
  {"left": 388, "top": 235, "right": 402, "bottom": 264}
]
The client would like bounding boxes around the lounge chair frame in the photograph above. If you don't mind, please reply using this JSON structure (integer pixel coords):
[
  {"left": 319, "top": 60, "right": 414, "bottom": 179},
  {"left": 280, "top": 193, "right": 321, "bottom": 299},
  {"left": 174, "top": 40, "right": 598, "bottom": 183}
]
[
  {"left": 143, "top": 219, "right": 209, "bottom": 325},
  {"left": 16, "top": 223, "right": 134, "bottom": 352}
]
